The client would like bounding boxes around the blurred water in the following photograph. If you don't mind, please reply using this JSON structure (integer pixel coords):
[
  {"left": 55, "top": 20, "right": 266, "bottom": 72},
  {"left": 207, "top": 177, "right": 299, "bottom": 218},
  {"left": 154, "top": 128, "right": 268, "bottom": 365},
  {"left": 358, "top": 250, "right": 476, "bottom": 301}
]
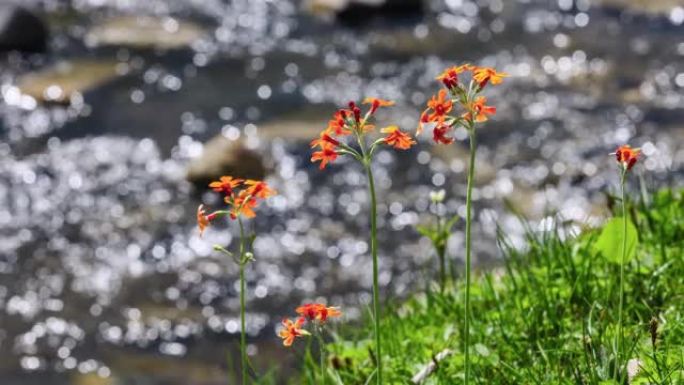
[{"left": 1, "top": 0, "right": 683, "bottom": 383}]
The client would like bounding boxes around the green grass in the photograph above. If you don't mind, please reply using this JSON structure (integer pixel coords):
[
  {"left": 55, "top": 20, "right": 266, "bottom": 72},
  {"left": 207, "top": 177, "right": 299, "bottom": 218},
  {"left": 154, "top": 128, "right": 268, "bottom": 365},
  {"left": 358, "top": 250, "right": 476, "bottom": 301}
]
[{"left": 310, "top": 188, "right": 684, "bottom": 385}]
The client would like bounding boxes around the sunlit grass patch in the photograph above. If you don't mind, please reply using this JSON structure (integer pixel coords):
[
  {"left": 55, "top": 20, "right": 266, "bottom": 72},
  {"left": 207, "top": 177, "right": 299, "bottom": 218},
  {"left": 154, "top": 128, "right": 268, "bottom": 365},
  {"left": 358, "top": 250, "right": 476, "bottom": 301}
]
[{"left": 318, "top": 188, "right": 684, "bottom": 384}]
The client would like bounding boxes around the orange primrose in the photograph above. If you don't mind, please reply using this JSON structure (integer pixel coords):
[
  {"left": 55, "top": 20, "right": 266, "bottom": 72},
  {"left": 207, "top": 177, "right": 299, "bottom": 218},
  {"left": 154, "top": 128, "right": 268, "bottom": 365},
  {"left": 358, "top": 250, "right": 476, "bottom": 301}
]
[
  {"left": 229, "top": 191, "right": 257, "bottom": 219},
  {"left": 197, "top": 204, "right": 217, "bottom": 237},
  {"left": 209, "top": 176, "right": 243, "bottom": 196},
  {"left": 363, "top": 97, "right": 395, "bottom": 114},
  {"left": 310, "top": 132, "right": 340, "bottom": 149},
  {"left": 244, "top": 180, "right": 276, "bottom": 199},
  {"left": 467, "top": 96, "right": 497, "bottom": 123},
  {"left": 296, "top": 303, "right": 342, "bottom": 323},
  {"left": 278, "top": 317, "right": 309, "bottom": 347},
  {"left": 436, "top": 64, "right": 471, "bottom": 89},
  {"left": 311, "top": 146, "right": 339, "bottom": 170},
  {"left": 473, "top": 67, "right": 508, "bottom": 88},
  {"left": 382, "top": 126, "right": 415, "bottom": 150},
  {"left": 433, "top": 123, "right": 454, "bottom": 145},
  {"left": 613, "top": 145, "right": 641, "bottom": 171}
]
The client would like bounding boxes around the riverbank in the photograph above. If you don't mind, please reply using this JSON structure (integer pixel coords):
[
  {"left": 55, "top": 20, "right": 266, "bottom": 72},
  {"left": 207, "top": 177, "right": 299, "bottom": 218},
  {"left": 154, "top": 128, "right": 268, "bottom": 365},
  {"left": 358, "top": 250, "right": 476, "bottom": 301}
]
[{"left": 305, "top": 188, "right": 684, "bottom": 384}]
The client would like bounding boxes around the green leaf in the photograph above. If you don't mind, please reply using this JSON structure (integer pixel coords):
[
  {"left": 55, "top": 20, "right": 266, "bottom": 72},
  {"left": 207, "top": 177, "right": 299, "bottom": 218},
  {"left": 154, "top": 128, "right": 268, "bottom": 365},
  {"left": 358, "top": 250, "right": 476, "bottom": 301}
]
[{"left": 593, "top": 217, "right": 638, "bottom": 264}]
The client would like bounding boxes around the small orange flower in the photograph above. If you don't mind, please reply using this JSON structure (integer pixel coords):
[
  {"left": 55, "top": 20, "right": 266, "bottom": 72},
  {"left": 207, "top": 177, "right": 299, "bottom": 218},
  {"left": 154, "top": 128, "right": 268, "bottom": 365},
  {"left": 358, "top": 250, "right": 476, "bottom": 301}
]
[
  {"left": 325, "top": 110, "right": 352, "bottom": 136},
  {"left": 296, "top": 303, "right": 342, "bottom": 323},
  {"left": 472, "top": 67, "right": 507, "bottom": 88},
  {"left": 613, "top": 145, "right": 641, "bottom": 170},
  {"left": 417, "top": 90, "right": 453, "bottom": 135},
  {"left": 310, "top": 132, "right": 340, "bottom": 149},
  {"left": 209, "top": 176, "right": 243, "bottom": 196},
  {"left": 436, "top": 64, "right": 471, "bottom": 89},
  {"left": 382, "top": 126, "right": 415, "bottom": 150},
  {"left": 432, "top": 123, "right": 454, "bottom": 145},
  {"left": 229, "top": 191, "right": 257, "bottom": 219},
  {"left": 311, "top": 146, "right": 339, "bottom": 170},
  {"left": 465, "top": 96, "right": 496, "bottom": 123},
  {"left": 197, "top": 204, "right": 218, "bottom": 237},
  {"left": 244, "top": 180, "right": 276, "bottom": 199},
  {"left": 363, "top": 97, "right": 394, "bottom": 114},
  {"left": 427, "top": 89, "right": 453, "bottom": 119},
  {"left": 278, "top": 317, "right": 309, "bottom": 347}
]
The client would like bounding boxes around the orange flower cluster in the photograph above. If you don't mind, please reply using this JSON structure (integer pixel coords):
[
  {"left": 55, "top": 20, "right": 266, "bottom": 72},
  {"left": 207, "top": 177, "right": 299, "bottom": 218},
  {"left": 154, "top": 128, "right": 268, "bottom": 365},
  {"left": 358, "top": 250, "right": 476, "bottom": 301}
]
[
  {"left": 278, "top": 303, "right": 342, "bottom": 346},
  {"left": 418, "top": 64, "right": 507, "bottom": 144},
  {"left": 197, "top": 176, "right": 276, "bottom": 237},
  {"left": 310, "top": 98, "right": 415, "bottom": 169},
  {"left": 613, "top": 145, "right": 641, "bottom": 171}
]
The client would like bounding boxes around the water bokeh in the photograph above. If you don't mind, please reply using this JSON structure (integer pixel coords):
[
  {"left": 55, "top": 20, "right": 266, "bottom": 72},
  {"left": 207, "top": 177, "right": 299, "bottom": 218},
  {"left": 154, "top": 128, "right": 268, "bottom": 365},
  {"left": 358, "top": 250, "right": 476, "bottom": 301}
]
[{"left": 1, "top": 0, "right": 683, "bottom": 383}]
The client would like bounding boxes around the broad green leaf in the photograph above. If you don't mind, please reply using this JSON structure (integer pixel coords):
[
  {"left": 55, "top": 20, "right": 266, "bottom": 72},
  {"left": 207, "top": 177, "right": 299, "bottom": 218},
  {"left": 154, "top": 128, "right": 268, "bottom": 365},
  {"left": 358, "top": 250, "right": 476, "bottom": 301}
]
[{"left": 593, "top": 217, "right": 638, "bottom": 264}]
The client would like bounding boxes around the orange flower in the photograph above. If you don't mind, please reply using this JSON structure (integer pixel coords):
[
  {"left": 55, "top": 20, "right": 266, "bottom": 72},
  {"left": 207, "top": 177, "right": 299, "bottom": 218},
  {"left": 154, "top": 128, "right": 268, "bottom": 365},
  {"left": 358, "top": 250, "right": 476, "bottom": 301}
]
[
  {"left": 464, "top": 96, "right": 496, "bottom": 123},
  {"left": 244, "top": 180, "right": 276, "bottom": 199},
  {"left": 197, "top": 204, "right": 218, "bottom": 237},
  {"left": 436, "top": 64, "right": 471, "bottom": 89},
  {"left": 427, "top": 89, "right": 453, "bottom": 120},
  {"left": 417, "top": 90, "right": 453, "bottom": 135},
  {"left": 325, "top": 110, "right": 352, "bottom": 136},
  {"left": 382, "top": 126, "right": 415, "bottom": 150},
  {"left": 229, "top": 191, "right": 257, "bottom": 219},
  {"left": 310, "top": 132, "right": 340, "bottom": 149},
  {"left": 363, "top": 97, "right": 394, "bottom": 114},
  {"left": 432, "top": 123, "right": 454, "bottom": 145},
  {"left": 473, "top": 67, "right": 507, "bottom": 88},
  {"left": 209, "top": 176, "right": 243, "bottom": 196},
  {"left": 311, "top": 146, "right": 339, "bottom": 170},
  {"left": 296, "top": 303, "right": 342, "bottom": 323},
  {"left": 278, "top": 317, "right": 309, "bottom": 347},
  {"left": 613, "top": 145, "right": 641, "bottom": 170}
]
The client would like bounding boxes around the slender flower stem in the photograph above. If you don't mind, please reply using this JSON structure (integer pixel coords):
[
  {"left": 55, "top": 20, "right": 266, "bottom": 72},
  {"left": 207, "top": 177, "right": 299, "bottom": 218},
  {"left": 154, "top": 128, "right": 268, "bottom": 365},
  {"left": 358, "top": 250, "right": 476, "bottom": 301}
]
[
  {"left": 317, "top": 325, "right": 326, "bottom": 385},
  {"left": 464, "top": 129, "right": 477, "bottom": 385},
  {"left": 615, "top": 170, "right": 627, "bottom": 381},
  {"left": 238, "top": 218, "right": 248, "bottom": 385},
  {"left": 363, "top": 160, "right": 383, "bottom": 385}
]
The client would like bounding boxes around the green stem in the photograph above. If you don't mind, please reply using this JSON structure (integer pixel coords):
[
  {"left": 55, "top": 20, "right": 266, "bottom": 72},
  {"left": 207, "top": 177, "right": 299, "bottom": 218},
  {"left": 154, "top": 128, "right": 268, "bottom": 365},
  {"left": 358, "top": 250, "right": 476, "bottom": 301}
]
[
  {"left": 317, "top": 326, "right": 326, "bottom": 385},
  {"left": 615, "top": 171, "right": 627, "bottom": 381},
  {"left": 365, "top": 162, "right": 383, "bottom": 385},
  {"left": 464, "top": 129, "right": 477, "bottom": 385},
  {"left": 238, "top": 218, "right": 248, "bottom": 385}
]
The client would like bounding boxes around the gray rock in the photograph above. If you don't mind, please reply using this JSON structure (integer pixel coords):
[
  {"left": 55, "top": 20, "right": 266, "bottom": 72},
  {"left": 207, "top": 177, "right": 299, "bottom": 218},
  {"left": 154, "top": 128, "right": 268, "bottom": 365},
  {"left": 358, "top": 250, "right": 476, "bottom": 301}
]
[
  {"left": 305, "top": 0, "right": 424, "bottom": 25},
  {"left": 85, "top": 16, "right": 206, "bottom": 49},
  {"left": 17, "top": 59, "right": 119, "bottom": 104},
  {"left": 186, "top": 136, "right": 266, "bottom": 189},
  {"left": 0, "top": 5, "right": 48, "bottom": 53}
]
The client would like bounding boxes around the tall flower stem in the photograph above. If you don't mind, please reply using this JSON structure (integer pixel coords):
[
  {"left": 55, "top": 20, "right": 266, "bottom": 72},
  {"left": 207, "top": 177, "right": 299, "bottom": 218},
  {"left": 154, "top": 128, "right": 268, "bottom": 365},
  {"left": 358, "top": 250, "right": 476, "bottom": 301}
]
[
  {"left": 464, "top": 128, "right": 477, "bottom": 385},
  {"left": 615, "top": 170, "right": 627, "bottom": 381},
  {"left": 316, "top": 325, "right": 326, "bottom": 385},
  {"left": 238, "top": 218, "right": 248, "bottom": 385},
  {"left": 364, "top": 161, "right": 383, "bottom": 385}
]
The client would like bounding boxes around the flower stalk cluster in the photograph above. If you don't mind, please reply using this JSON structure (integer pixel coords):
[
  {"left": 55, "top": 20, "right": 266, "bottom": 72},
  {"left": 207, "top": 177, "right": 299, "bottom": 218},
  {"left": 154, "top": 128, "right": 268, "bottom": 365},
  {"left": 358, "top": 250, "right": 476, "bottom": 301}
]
[
  {"left": 610, "top": 144, "right": 641, "bottom": 381},
  {"left": 196, "top": 176, "right": 276, "bottom": 385},
  {"left": 187, "top": 61, "right": 648, "bottom": 385},
  {"left": 310, "top": 97, "right": 415, "bottom": 385},
  {"left": 417, "top": 64, "right": 507, "bottom": 385},
  {"left": 278, "top": 304, "right": 342, "bottom": 384}
]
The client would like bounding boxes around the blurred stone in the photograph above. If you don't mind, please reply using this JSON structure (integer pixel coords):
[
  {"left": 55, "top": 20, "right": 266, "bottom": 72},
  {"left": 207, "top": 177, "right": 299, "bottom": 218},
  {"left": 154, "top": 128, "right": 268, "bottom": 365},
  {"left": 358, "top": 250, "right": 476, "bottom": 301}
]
[
  {"left": 305, "top": 0, "right": 424, "bottom": 25},
  {"left": 17, "top": 60, "right": 119, "bottom": 103},
  {"left": 0, "top": 5, "right": 48, "bottom": 53},
  {"left": 597, "top": 0, "right": 682, "bottom": 14},
  {"left": 86, "top": 16, "right": 206, "bottom": 49},
  {"left": 186, "top": 136, "right": 266, "bottom": 188},
  {"left": 257, "top": 106, "right": 329, "bottom": 140}
]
